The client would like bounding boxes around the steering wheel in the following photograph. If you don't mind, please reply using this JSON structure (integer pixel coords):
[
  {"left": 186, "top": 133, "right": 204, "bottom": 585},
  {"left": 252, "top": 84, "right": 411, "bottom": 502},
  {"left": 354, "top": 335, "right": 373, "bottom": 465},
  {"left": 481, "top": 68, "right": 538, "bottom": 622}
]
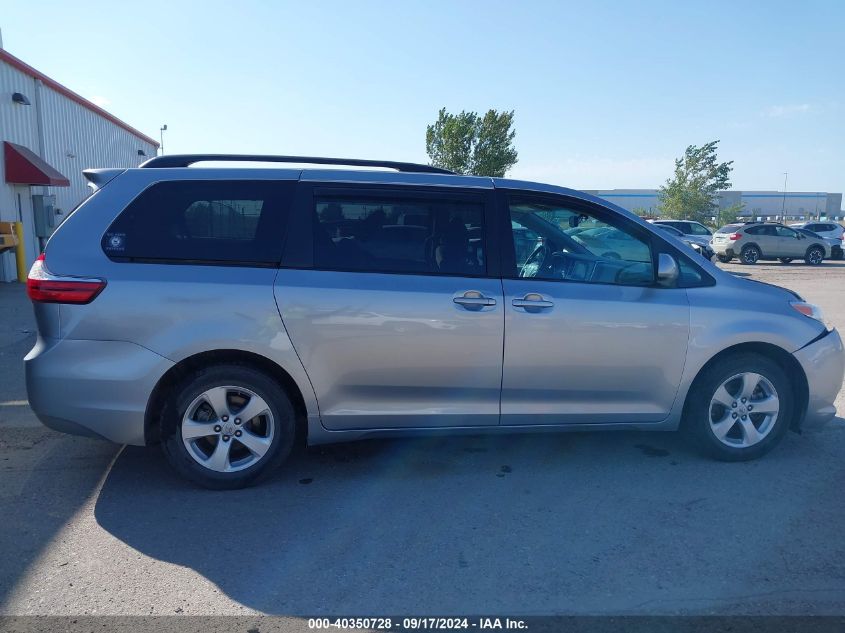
[{"left": 519, "top": 243, "right": 551, "bottom": 278}]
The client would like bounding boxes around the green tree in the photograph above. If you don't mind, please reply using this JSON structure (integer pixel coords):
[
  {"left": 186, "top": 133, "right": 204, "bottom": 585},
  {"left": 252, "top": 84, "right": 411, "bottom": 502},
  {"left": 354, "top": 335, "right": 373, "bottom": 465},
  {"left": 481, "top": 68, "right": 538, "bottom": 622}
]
[
  {"left": 716, "top": 201, "right": 746, "bottom": 227},
  {"left": 425, "top": 107, "right": 518, "bottom": 177},
  {"left": 659, "top": 141, "right": 733, "bottom": 223}
]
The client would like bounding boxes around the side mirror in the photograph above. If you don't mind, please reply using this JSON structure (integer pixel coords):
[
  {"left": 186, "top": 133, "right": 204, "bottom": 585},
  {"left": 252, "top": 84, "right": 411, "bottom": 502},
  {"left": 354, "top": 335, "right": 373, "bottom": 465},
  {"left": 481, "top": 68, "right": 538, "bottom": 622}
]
[
  {"left": 797, "top": 233, "right": 804, "bottom": 239},
  {"left": 657, "top": 253, "right": 679, "bottom": 286}
]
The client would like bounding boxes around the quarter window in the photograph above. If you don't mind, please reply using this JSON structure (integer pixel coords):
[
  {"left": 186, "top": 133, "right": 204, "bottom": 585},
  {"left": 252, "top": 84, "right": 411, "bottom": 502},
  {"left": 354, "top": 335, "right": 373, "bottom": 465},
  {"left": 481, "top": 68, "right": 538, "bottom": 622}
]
[
  {"left": 102, "top": 180, "right": 293, "bottom": 265},
  {"left": 313, "top": 193, "right": 485, "bottom": 276}
]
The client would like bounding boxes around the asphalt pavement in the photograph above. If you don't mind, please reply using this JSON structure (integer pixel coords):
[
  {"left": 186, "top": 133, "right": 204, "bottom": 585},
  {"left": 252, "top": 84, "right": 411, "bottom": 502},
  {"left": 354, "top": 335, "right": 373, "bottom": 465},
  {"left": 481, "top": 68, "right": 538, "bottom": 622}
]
[{"left": 1, "top": 263, "right": 844, "bottom": 616}]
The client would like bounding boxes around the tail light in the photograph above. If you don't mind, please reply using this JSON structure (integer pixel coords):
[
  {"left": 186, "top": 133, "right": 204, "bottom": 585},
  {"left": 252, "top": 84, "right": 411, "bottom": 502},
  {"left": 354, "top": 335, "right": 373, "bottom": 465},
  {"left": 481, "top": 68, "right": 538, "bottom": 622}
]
[
  {"left": 729, "top": 233, "right": 741, "bottom": 241},
  {"left": 27, "top": 254, "right": 106, "bottom": 304}
]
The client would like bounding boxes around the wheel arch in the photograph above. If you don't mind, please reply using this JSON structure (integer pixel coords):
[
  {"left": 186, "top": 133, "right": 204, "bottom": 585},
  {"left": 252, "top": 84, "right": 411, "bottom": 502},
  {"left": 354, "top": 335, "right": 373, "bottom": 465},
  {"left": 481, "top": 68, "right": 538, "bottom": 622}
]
[
  {"left": 144, "top": 349, "right": 309, "bottom": 445},
  {"left": 740, "top": 241, "right": 762, "bottom": 255},
  {"left": 682, "top": 342, "right": 808, "bottom": 432}
]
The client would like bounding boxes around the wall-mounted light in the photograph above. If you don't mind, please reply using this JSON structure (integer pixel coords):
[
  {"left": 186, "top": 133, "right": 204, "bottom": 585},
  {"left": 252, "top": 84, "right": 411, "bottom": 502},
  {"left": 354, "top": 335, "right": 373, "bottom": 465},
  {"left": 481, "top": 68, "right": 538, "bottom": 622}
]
[
  {"left": 66, "top": 151, "right": 76, "bottom": 158},
  {"left": 137, "top": 149, "right": 147, "bottom": 157},
  {"left": 12, "top": 92, "right": 31, "bottom": 105}
]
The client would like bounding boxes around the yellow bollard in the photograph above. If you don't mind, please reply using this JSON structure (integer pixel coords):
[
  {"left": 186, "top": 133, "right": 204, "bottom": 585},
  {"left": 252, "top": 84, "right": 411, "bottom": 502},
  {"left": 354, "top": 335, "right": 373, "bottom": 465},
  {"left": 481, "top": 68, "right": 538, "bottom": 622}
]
[{"left": 13, "top": 221, "right": 26, "bottom": 282}]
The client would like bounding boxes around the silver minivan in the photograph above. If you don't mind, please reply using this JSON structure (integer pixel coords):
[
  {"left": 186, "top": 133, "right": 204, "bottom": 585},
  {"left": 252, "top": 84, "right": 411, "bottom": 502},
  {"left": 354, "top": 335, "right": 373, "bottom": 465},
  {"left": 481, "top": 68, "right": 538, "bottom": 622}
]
[{"left": 24, "top": 155, "right": 844, "bottom": 488}]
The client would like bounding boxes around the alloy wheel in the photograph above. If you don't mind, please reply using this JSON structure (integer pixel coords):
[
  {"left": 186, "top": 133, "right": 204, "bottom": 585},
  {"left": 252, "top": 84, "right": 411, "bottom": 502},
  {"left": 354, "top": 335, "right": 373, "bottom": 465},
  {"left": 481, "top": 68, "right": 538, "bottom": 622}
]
[
  {"left": 742, "top": 248, "right": 759, "bottom": 264},
  {"left": 181, "top": 386, "right": 275, "bottom": 472},
  {"left": 708, "top": 372, "right": 779, "bottom": 448}
]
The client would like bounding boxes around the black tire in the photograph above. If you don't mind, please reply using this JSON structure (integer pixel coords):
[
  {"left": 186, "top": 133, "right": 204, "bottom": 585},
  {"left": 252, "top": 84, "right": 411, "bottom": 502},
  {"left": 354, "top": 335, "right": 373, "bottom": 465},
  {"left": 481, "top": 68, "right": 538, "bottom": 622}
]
[
  {"left": 716, "top": 254, "right": 732, "bottom": 263},
  {"left": 740, "top": 245, "right": 760, "bottom": 265},
  {"left": 778, "top": 257, "right": 793, "bottom": 264},
  {"left": 161, "top": 364, "right": 296, "bottom": 489},
  {"left": 684, "top": 353, "right": 793, "bottom": 462},
  {"left": 804, "top": 246, "right": 825, "bottom": 266}
]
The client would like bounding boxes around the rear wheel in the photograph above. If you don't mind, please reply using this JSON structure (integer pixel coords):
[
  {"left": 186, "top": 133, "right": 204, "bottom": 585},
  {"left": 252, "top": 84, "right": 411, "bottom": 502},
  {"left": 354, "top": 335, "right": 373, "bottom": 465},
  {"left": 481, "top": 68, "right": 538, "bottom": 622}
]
[
  {"left": 805, "top": 246, "right": 824, "bottom": 266},
  {"left": 161, "top": 365, "right": 296, "bottom": 489},
  {"left": 778, "top": 257, "right": 793, "bottom": 264},
  {"left": 740, "top": 245, "right": 760, "bottom": 265},
  {"left": 716, "top": 254, "right": 732, "bottom": 263},
  {"left": 685, "top": 353, "right": 792, "bottom": 461}
]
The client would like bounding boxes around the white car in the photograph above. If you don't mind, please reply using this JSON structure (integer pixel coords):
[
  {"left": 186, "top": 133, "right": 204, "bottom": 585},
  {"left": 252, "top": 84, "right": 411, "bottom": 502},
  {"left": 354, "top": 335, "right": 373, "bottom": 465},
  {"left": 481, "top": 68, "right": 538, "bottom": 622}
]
[{"left": 791, "top": 222, "right": 844, "bottom": 259}]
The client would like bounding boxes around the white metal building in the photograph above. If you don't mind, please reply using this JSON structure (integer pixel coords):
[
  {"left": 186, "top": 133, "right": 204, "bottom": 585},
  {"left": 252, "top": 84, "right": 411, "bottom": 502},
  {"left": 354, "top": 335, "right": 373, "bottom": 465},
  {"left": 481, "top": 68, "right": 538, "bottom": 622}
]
[
  {"left": 0, "top": 46, "right": 158, "bottom": 282},
  {"left": 587, "top": 189, "right": 844, "bottom": 221}
]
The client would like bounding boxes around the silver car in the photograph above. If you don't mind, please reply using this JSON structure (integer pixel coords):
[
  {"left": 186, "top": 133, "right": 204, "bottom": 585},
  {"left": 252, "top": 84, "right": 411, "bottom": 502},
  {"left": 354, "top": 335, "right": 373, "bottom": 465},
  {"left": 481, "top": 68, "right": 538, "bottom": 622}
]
[{"left": 24, "top": 155, "right": 845, "bottom": 489}]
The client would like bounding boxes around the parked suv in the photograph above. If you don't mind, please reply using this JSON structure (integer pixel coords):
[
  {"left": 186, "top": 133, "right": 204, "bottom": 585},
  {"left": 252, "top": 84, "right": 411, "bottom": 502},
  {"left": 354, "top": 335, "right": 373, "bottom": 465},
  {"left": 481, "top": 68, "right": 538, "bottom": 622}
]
[
  {"left": 791, "top": 221, "right": 844, "bottom": 260},
  {"left": 652, "top": 223, "right": 714, "bottom": 260},
  {"left": 25, "top": 155, "right": 844, "bottom": 489},
  {"left": 651, "top": 219, "right": 712, "bottom": 239},
  {"left": 711, "top": 222, "right": 828, "bottom": 265}
]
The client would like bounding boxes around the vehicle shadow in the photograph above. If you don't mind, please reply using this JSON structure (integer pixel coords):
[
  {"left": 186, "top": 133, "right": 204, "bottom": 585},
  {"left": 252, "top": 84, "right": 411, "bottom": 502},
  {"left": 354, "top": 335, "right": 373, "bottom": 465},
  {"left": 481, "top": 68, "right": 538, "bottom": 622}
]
[
  {"left": 93, "top": 424, "right": 845, "bottom": 614},
  {"left": 0, "top": 431, "right": 119, "bottom": 607}
]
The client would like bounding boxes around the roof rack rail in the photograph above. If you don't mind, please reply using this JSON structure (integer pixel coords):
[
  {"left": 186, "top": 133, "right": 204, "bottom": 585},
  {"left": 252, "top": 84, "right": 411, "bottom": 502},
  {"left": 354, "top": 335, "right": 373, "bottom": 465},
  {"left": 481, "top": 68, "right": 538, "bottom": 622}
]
[{"left": 139, "top": 154, "right": 455, "bottom": 174}]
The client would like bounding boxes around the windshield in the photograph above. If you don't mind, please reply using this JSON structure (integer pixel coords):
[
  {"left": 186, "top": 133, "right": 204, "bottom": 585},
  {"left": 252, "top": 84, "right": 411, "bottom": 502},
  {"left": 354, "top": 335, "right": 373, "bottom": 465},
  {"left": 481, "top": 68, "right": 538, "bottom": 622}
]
[{"left": 716, "top": 224, "right": 742, "bottom": 234}]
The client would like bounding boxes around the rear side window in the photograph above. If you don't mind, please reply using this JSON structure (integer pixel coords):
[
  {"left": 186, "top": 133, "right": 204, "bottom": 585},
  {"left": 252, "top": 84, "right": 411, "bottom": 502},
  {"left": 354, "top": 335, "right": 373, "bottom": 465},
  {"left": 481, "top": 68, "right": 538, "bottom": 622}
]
[
  {"left": 745, "top": 225, "right": 775, "bottom": 236},
  {"left": 657, "top": 221, "right": 683, "bottom": 231},
  {"left": 312, "top": 192, "right": 486, "bottom": 276},
  {"left": 102, "top": 180, "right": 293, "bottom": 265}
]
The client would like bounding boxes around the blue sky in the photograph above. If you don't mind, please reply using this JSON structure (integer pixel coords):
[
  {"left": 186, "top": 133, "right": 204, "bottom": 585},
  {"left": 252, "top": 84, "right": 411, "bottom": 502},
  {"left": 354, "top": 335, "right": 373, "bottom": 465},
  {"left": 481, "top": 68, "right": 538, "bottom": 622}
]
[{"left": 2, "top": 0, "right": 843, "bottom": 194}]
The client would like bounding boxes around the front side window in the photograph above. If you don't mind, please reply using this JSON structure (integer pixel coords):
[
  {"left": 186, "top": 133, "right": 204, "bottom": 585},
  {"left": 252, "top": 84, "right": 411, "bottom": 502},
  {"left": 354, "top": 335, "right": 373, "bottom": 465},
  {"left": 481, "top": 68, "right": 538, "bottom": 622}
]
[
  {"left": 313, "top": 193, "right": 485, "bottom": 276},
  {"left": 687, "top": 222, "right": 712, "bottom": 236},
  {"left": 775, "top": 226, "right": 798, "bottom": 238},
  {"left": 103, "top": 180, "right": 292, "bottom": 264},
  {"left": 508, "top": 198, "right": 653, "bottom": 286}
]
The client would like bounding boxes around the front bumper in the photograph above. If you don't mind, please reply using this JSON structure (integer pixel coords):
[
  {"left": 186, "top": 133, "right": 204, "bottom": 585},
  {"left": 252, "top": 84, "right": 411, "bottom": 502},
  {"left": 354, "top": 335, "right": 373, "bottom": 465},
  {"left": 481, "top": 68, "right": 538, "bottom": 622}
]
[
  {"left": 793, "top": 328, "right": 845, "bottom": 428},
  {"left": 25, "top": 337, "right": 174, "bottom": 445}
]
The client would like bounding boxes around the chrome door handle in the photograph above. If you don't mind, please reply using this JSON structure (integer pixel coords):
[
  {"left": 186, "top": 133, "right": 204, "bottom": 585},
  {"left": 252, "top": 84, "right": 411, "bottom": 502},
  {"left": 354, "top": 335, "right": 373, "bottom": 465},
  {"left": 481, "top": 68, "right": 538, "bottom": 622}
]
[
  {"left": 454, "top": 291, "right": 497, "bottom": 310},
  {"left": 512, "top": 293, "right": 554, "bottom": 310}
]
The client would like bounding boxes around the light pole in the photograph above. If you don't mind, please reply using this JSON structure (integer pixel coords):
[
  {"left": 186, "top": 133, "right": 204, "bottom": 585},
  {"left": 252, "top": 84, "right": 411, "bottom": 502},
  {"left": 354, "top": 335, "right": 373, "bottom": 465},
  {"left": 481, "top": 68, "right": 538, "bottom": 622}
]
[
  {"left": 159, "top": 124, "right": 168, "bottom": 155},
  {"left": 780, "top": 172, "right": 788, "bottom": 222}
]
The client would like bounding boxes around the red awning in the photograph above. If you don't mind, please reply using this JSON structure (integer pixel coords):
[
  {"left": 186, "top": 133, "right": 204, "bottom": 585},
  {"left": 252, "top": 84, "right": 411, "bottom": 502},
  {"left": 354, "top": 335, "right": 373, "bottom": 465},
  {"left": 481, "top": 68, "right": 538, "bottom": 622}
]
[{"left": 4, "top": 141, "right": 70, "bottom": 187}]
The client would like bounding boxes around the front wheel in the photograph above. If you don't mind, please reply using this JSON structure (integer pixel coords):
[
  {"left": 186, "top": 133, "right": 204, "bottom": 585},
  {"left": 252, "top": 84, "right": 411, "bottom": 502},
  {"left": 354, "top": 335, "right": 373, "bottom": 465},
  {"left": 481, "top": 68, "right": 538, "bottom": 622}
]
[
  {"left": 778, "top": 257, "right": 793, "bottom": 264},
  {"left": 805, "top": 246, "right": 824, "bottom": 266},
  {"left": 161, "top": 365, "right": 296, "bottom": 489},
  {"left": 685, "top": 353, "right": 792, "bottom": 461}
]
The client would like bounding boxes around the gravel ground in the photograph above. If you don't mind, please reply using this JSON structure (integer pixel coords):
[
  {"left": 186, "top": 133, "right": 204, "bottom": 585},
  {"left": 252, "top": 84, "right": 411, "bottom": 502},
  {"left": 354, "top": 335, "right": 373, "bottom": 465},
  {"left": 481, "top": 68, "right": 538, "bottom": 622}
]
[{"left": 0, "top": 262, "right": 843, "bottom": 617}]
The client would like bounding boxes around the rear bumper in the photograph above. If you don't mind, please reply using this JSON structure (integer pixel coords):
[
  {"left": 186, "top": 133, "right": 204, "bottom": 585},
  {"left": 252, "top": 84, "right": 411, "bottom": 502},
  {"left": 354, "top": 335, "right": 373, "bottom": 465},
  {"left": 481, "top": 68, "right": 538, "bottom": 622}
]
[
  {"left": 24, "top": 337, "right": 174, "bottom": 445},
  {"left": 793, "top": 328, "right": 845, "bottom": 428}
]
